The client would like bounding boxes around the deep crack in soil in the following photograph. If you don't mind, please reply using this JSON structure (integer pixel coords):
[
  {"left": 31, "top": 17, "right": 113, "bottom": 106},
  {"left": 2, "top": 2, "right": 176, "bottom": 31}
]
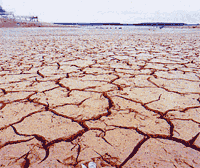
[{"left": 0, "top": 27, "right": 200, "bottom": 167}]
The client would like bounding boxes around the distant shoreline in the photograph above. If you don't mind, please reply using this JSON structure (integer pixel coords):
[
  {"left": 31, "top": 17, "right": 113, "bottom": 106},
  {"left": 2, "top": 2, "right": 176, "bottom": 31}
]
[
  {"left": 1, "top": 18, "right": 200, "bottom": 29},
  {"left": 54, "top": 22, "right": 200, "bottom": 29}
]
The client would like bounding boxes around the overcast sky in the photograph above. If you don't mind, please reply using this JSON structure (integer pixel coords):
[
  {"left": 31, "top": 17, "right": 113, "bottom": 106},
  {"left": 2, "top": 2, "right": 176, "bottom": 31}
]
[{"left": 1, "top": 0, "right": 200, "bottom": 23}]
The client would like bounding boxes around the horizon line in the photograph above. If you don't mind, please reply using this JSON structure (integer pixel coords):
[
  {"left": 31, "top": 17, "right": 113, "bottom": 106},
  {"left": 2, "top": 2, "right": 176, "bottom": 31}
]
[{"left": 53, "top": 22, "right": 199, "bottom": 26}]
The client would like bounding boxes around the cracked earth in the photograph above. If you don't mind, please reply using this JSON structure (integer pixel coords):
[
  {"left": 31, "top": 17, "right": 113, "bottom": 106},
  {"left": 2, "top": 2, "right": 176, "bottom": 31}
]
[{"left": 0, "top": 27, "right": 200, "bottom": 167}]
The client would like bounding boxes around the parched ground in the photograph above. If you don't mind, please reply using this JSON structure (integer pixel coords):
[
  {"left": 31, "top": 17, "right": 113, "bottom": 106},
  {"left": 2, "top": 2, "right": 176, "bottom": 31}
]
[{"left": 0, "top": 27, "right": 199, "bottom": 168}]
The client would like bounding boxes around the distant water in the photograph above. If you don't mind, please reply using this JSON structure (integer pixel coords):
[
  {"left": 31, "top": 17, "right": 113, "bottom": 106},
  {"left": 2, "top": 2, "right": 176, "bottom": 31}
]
[{"left": 1, "top": 26, "right": 200, "bottom": 39}]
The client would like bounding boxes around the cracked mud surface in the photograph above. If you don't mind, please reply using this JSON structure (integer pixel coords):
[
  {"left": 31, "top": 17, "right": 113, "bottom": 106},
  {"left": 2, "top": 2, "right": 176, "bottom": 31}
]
[{"left": 0, "top": 27, "right": 200, "bottom": 167}]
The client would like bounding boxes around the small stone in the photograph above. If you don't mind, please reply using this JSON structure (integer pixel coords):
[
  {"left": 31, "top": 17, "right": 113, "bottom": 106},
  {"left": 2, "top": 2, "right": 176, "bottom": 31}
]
[{"left": 88, "top": 162, "right": 97, "bottom": 168}]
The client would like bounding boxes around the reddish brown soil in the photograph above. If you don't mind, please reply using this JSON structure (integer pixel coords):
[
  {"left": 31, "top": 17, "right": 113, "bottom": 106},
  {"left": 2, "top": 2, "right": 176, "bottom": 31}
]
[{"left": 0, "top": 28, "right": 199, "bottom": 168}]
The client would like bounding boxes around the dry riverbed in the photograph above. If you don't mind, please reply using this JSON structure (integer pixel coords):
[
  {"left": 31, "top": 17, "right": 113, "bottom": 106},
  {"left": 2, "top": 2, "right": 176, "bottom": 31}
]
[{"left": 0, "top": 27, "right": 200, "bottom": 167}]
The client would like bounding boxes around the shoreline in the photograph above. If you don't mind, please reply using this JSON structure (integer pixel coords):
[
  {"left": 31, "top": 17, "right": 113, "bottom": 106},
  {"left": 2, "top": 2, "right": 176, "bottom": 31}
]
[{"left": 1, "top": 18, "right": 200, "bottom": 29}]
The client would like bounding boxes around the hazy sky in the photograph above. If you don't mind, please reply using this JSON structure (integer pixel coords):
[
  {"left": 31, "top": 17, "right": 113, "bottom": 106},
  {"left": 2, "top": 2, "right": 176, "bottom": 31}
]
[{"left": 1, "top": 0, "right": 200, "bottom": 23}]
